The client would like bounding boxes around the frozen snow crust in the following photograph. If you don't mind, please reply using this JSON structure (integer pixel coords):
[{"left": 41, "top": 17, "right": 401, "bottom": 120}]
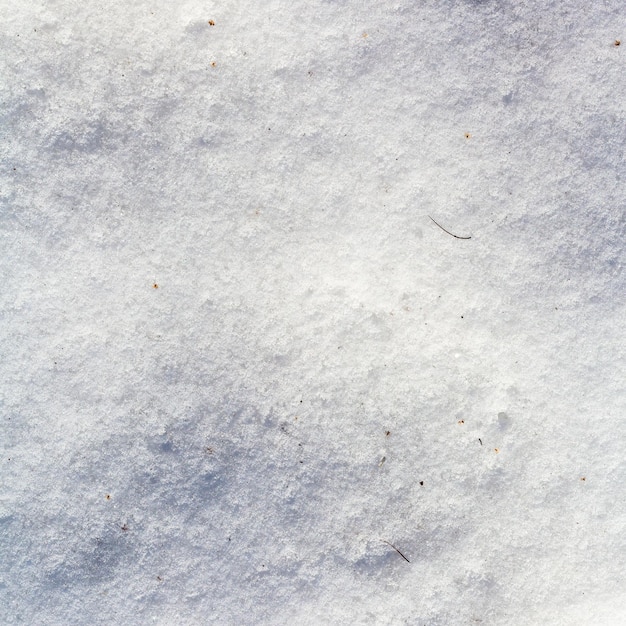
[{"left": 1, "top": 1, "right": 625, "bottom": 624}]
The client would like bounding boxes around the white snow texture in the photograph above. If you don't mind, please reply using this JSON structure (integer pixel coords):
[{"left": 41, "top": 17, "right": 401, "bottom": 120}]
[{"left": 1, "top": 0, "right": 625, "bottom": 624}]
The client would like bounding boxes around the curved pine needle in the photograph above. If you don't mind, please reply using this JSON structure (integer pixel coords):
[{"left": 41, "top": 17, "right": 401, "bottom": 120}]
[
  {"left": 428, "top": 216, "right": 471, "bottom": 240},
  {"left": 381, "top": 540, "right": 410, "bottom": 563}
]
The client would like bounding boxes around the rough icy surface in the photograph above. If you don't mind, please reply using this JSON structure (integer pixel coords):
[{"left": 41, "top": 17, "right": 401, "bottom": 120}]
[{"left": 1, "top": 1, "right": 625, "bottom": 624}]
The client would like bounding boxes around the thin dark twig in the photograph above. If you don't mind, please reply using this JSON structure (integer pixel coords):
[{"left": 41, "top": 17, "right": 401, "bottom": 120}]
[
  {"left": 428, "top": 216, "right": 471, "bottom": 240},
  {"left": 381, "top": 540, "right": 410, "bottom": 563}
]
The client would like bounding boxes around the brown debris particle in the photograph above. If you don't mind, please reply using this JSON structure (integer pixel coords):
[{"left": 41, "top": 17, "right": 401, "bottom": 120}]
[{"left": 208, "top": 20, "right": 215, "bottom": 26}]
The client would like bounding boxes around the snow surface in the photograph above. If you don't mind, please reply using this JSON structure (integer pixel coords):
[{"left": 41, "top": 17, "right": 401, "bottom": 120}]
[{"left": 2, "top": 0, "right": 625, "bottom": 624}]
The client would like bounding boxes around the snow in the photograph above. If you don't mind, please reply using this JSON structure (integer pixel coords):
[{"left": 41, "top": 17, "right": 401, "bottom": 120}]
[{"left": 1, "top": 1, "right": 625, "bottom": 624}]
